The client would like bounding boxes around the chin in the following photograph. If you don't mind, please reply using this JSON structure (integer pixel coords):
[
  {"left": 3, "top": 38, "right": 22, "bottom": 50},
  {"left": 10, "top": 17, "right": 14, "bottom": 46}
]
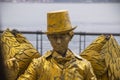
[{"left": 55, "top": 49, "right": 66, "bottom": 52}]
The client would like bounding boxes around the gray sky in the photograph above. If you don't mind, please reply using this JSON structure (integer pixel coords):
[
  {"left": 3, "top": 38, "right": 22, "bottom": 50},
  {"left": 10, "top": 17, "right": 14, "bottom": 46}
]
[{"left": 0, "top": 3, "right": 120, "bottom": 33}]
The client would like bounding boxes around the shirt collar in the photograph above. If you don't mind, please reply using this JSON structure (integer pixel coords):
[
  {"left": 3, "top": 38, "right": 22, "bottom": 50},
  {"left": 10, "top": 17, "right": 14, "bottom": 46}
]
[{"left": 52, "top": 49, "right": 75, "bottom": 64}]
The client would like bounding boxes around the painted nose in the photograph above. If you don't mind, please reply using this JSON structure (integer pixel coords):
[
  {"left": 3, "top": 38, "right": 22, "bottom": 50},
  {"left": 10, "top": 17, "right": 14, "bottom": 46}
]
[{"left": 56, "top": 38, "right": 62, "bottom": 44}]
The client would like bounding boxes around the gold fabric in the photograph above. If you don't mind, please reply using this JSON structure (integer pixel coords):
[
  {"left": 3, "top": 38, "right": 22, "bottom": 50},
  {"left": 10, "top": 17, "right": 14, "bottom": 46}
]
[
  {"left": 1, "top": 29, "right": 41, "bottom": 80},
  {"left": 18, "top": 49, "right": 97, "bottom": 80}
]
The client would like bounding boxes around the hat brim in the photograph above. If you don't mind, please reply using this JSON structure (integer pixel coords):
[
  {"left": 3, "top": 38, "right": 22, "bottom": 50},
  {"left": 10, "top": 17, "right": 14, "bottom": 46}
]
[{"left": 45, "top": 26, "right": 77, "bottom": 34}]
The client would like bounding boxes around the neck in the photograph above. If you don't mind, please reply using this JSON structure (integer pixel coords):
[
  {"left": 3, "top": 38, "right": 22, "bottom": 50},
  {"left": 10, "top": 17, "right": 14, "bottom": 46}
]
[{"left": 54, "top": 49, "right": 67, "bottom": 57}]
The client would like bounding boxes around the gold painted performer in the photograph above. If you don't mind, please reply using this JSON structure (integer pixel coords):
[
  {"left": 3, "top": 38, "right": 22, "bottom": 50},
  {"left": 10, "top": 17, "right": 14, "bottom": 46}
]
[{"left": 18, "top": 10, "right": 97, "bottom": 80}]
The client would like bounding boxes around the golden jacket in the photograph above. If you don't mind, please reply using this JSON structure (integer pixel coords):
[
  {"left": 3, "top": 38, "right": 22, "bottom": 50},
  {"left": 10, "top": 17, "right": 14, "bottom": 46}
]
[{"left": 18, "top": 49, "right": 97, "bottom": 80}]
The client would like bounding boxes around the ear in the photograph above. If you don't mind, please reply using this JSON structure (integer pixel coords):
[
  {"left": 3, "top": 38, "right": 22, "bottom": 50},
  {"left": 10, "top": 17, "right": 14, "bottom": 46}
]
[
  {"left": 70, "top": 35, "right": 73, "bottom": 41},
  {"left": 69, "top": 31, "right": 74, "bottom": 41}
]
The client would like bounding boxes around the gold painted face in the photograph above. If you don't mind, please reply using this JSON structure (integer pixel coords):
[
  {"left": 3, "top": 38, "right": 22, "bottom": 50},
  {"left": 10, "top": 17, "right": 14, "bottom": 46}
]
[{"left": 48, "top": 33, "right": 71, "bottom": 54}]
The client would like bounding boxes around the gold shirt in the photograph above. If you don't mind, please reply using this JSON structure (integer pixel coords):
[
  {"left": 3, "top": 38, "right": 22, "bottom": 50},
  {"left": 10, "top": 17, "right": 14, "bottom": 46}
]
[{"left": 18, "top": 49, "right": 97, "bottom": 80}]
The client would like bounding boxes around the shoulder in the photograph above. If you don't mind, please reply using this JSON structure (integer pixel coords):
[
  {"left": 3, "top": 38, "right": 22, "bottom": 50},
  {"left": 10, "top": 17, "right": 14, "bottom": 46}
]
[
  {"left": 73, "top": 52, "right": 87, "bottom": 62},
  {"left": 43, "top": 50, "right": 52, "bottom": 58},
  {"left": 74, "top": 53, "right": 92, "bottom": 67},
  {"left": 32, "top": 50, "right": 52, "bottom": 63},
  {"left": 74, "top": 53, "right": 83, "bottom": 60}
]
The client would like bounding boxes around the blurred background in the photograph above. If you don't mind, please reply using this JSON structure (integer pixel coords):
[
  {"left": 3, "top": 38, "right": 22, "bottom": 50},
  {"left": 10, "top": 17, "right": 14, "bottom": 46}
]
[
  {"left": 0, "top": 0, "right": 120, "bottom": 3},
  {"left": 0, "top": 0, "right": 120, "bottom": 54}
]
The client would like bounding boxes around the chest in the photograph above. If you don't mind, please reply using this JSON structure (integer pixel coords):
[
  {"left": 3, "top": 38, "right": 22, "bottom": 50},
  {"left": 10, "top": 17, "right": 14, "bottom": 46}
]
[{"left": 37, "top": 59, "right": 86, "bottom": 80}]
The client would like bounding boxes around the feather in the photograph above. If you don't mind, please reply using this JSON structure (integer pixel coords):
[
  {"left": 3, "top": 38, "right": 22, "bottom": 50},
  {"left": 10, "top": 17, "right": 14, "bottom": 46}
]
[
  {"left": 80, "top": 35, "right": 108, "bottom": 78},
  {"left": 81, "top": 34, "right": 120, "bottom": 80},
  {"left": 1, "top": 28, "right": 41, "bottom": 80},
  {"left": 101, "top": 35, "right": 120, "bottom": 80}
]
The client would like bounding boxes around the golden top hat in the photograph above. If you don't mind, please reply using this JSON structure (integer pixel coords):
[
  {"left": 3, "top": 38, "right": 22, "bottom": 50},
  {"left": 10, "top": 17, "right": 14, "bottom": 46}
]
[{"left": 45, "top": 10, "right": 76, "bottom": 34}]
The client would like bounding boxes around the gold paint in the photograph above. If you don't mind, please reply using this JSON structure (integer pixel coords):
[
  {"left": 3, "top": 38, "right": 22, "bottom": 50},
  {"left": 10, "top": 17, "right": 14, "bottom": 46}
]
[
  {"left": 18, "top": 10, "right": 96, "bottom": 80},
  {"left": 1, "top": 29, "right": 41, "bottom": 80}
]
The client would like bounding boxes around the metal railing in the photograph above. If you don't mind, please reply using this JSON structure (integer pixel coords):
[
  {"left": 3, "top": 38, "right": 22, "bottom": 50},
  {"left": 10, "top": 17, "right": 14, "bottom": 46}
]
[{"left": 0, "top": 30, "right": 120, "bottom": 55}]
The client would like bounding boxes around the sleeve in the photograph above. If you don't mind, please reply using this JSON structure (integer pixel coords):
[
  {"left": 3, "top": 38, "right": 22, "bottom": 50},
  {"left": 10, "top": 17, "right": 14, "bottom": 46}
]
[
  {"left": 17, "top": 58, "right": 39, "bottom": 80},
  {"left": 85, "top": 61, "right": 97, "bottom": 80}
]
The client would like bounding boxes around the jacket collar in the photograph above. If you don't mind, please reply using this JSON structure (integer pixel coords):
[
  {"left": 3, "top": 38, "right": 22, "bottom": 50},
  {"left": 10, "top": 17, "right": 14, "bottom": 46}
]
[{"left": 43, "top": 49, "right": 83, "bottom": 61}]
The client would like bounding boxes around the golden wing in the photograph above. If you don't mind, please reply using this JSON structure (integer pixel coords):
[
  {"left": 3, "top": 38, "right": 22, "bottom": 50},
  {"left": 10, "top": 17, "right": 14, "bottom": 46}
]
[
  {"left": 80, "top": 35, "right": 109, "bottom": 79},
  {"left": 101, "top": 35, "right": 120, "bottom": 80},
  {"left": 1, "top": 28, "right": 41, "bottom": 80}
]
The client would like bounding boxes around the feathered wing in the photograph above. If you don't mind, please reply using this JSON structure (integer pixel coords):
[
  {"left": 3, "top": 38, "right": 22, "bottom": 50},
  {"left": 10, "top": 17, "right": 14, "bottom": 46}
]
[
  {"left": 1, "top": 28, "right": 41, "bottom": 80},
  {"left": 80, "top": 35, "right": 109, "bottom": 79},
  {"left": 101, "top": 35, "right": 120, "bottom": 80}
]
